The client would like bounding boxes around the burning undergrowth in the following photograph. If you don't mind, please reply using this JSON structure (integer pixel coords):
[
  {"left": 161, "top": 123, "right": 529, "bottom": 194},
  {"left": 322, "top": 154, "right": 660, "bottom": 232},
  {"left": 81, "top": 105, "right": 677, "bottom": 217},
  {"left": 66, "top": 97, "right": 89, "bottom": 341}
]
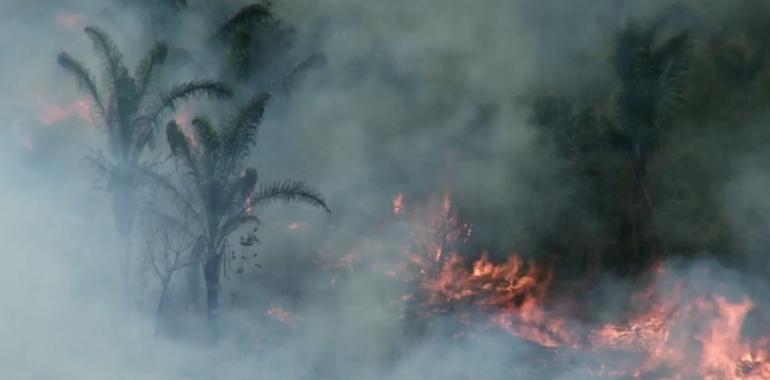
[{"left": 269, "top": 191, "right": 770, "bottom": 379}]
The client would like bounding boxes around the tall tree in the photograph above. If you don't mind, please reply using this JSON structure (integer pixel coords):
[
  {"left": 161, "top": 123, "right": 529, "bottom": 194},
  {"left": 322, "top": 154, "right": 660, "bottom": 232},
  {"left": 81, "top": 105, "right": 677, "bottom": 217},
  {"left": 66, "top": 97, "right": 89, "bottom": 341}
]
[
  {"left": 530, "top": 23, "right": 692, "bottom": 275},
  {"left": 57, "top": 26, "right": 232, "bottom": 237},
  {"left": 612, "top": 23, "right": 691, "bottom": 270},
  {"left": 156, "top": 93, "right": 329, "bottom": 329}
]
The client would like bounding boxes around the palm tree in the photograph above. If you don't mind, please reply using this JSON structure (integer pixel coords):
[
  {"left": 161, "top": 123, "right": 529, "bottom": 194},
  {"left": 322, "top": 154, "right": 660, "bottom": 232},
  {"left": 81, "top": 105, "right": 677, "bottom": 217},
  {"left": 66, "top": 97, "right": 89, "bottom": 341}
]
[
  {"left": 212, "top": 1, "right": 326, "bottom": 86},
  {"left": 57, "top": 26, "right": 233, "bottom": 237},
  {"left": 213, "top": 1, "right": 278, "bottom": 80},
  {"left": 155, "top": 93, "right": 329, "bottom": 328},
  {"left": 613, "top": 23, "right": 691, "bottom": 269}
]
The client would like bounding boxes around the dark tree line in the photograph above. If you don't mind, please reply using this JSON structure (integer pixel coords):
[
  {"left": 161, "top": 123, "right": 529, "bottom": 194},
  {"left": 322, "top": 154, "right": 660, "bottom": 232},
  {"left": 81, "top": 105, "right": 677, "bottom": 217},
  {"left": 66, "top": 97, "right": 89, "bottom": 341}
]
[{"left": 530, "top": 6, "right": 770, "bottom": 277}]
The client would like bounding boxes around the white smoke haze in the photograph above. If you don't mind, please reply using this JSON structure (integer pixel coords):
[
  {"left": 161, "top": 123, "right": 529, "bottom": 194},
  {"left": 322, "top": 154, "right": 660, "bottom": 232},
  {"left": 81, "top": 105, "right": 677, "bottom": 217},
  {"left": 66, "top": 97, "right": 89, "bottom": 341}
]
[{"left": 2, "top": 0, "right": 770, "bottom": 379}]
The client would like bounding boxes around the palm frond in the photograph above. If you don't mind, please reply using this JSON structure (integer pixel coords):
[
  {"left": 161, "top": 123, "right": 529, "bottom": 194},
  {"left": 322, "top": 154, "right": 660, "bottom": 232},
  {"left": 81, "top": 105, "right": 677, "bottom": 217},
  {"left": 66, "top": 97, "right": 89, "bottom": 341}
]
[
  {"left": 56, "top": 52, "right": 107, "bottom": 120},
  {"left": 214, "top": 2, "right": 274, "bottom": 39},
  {"left": 250, "top": 180, "right": 330, "bottom": 212},
  {"left": 84, "top": 26, "right": 130, "bottom": 91},
  {"left": 222, "top": 93, "right": 270, "bottom": 160},
  {"left": 654, "top": 31, "right": 690, "bottom": 64},
  {"left": 227, "top": 29, "right": 253, "bottom": 79},
  {"left": 220, "top": 213, "right": 260, "bottom": 236},
  {"left": 146, "top": 209, "right": 198, "bottom": 239},
  {"left": 141, "top": 166, "right": 202, "bottom": 220},
  {"left": 135, "top": 41, "right": 169, "bottom": 103},
  {"left": 240, "top": 168, "right": 258, "bottom": 199},
  {"left": 166, "top": 120, "right": 192, "bottom": 159},
  {"left": 222, "top": 167, "right": 258, "bottom": 210},
  {"left": 192, "top": 116, "right": 221, "bottom": 152},
  {"left": 655, "top": 60, "right": 688, "bottom": 127},
  {"left": 133, "top": 125, "right": 156, "bottom": 160},
  {"left": 143, "top": 80, "right": 232, "bottom": 125},
  {"left": 654, "top": 32, "right": 691, "bottom": 127}
]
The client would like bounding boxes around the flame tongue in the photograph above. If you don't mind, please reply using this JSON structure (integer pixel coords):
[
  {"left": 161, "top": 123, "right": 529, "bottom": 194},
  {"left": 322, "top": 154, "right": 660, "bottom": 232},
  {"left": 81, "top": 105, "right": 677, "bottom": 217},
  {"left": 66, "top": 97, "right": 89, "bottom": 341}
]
[
  {"left": 394, "top": 191, "right": 770, "bottom": 378},
  {"left": 403, "top": 193, "right": 577, "bottom": 348},
  {"left": 393, "top": 192, "right": 405, "bottom": 215},
  {"left": 38, "top": 97, "right": 94, "bottom": 126}
]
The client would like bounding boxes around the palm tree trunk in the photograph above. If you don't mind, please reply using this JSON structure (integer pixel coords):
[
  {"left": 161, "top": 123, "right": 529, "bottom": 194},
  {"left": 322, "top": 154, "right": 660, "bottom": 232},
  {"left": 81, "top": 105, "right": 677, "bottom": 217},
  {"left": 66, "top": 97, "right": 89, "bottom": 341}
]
[
  {"left": 631, "top": 143, "right": 655, "bottom": 273},
  {"left": 154, "top": 276, "right": 171, "bottom": 337},
  {"left": 110, "top": 179, "right": 136, "bottom": 307},
  {"left": 112, "top": 169, "right": 137, "bottom": 237},
  {"left": 202, "top": 248, "right": 221, "bottom": 330},
  {"left": 186, "top": 237, "right": 205, "bottom": 314}
]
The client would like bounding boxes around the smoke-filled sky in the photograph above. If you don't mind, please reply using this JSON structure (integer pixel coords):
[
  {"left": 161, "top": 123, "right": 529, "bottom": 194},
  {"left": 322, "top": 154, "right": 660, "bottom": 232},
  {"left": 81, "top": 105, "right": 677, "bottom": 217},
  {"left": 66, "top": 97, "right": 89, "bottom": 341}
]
[{"left": 3, "top": 1, "right": 770, "bottom": 379}]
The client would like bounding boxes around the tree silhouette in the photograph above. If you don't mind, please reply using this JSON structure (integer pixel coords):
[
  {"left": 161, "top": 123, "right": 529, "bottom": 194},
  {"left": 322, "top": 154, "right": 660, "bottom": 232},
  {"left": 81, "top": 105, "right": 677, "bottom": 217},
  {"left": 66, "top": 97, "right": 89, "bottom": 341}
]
[
  {"left": 212, "top": 1, "right": 326, "bottom": 87},
  {"left": 213, "top": 2, "right": 278, "bottom": 80},
  {"left": 58, "top": 26, "right": 233, "bottom": 237},
  {"left": 154, "top": 93, "right": 329, "bottom": 329},
  {"left": 612, "top": 23, "right": 691, "bottom": 270}
]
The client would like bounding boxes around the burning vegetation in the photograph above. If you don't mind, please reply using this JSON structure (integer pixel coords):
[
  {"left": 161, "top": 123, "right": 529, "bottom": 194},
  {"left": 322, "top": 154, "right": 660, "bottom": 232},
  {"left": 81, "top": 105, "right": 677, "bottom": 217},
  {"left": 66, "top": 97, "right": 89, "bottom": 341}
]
[
  {"left": 10, "top": 1, "right": 770, "bottom": 379},
  {"left": 389, "top": 192, "right": 770, "bottom": 379}
]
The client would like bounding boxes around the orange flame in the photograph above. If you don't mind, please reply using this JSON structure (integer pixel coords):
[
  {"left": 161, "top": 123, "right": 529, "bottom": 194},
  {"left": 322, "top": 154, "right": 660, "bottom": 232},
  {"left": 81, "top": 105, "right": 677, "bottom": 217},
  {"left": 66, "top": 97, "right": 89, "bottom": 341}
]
[
  {"left": 267, "top": 306, "right": 299, "bottom": 328},
  {"left": 174, "top": 108, "right": 201, "bottom": 149},
  {"left": 394, "top": 191, "right": 770, "bottom": 378},
  {"left": 393, "top": 192, "right": 405, "bottom": 215},
  {"left": 288, "top": 222, "right": 305, "bottom": 231},
  {"left": 244, "top": 197, "right": 255, "bottom": 216},
  {"left": 38, "top": 98, "right": 93, "bottom": 126},
  {"left": 56, "top": 12, "right": 85, "bottom": 31}
]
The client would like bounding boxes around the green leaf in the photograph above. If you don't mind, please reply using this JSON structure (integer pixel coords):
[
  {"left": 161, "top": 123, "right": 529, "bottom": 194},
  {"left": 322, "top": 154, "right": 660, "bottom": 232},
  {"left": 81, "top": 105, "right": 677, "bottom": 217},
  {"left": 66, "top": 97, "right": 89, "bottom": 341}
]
[
  {"left": 56, "top": 52, "right": 107, "bottom": 121},
  {"left": 135, "top": 41, "right": 169, "bottom": 104},
  {"left": 222, "top": 93, "right": 270, "bottom": 160},
  {"left": 192, "top": 116, "right": 221, "bottom": 152},
  {"left": 250, "top": 180, "right": 330, "bottom": 212},
  {"left": 143, "top": 80, "right": 232, "bottom": 125}
]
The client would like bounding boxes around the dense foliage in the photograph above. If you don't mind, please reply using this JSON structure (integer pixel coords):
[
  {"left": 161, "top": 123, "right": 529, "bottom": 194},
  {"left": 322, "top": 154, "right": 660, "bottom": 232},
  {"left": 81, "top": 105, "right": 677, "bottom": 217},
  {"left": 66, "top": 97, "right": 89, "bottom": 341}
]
[{"left": 527, "top": 7, "right": 770, "bottom": 276}]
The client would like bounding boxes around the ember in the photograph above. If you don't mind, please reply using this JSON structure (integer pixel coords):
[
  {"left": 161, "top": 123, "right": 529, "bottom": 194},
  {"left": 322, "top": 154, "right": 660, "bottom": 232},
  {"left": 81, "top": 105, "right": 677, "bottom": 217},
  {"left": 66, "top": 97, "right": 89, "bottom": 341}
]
[
  {"left": 393, "top": 192, "right": 405, "bottom": 215},
  {"left": 287, "top": 222, "right": 304, "bottom": 231},
  {"left": 267, "top": 306, "right": 299, "bottom": 328}
]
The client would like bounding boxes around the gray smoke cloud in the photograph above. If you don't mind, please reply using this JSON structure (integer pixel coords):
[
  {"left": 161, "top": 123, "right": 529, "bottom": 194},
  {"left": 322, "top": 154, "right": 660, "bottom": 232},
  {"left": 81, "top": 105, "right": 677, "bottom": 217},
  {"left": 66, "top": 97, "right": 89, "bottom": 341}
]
[{"left": 2, "top": 1, "right": 770, "bottom": 379}]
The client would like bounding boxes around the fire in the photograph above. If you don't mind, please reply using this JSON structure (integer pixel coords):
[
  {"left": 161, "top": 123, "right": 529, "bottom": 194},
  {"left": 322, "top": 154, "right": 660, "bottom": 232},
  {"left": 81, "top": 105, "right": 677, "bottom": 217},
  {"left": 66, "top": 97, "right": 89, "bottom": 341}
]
[
  {"left": 588, "top": 293, "right": 770, "bottom": 378},
  {"left": 698, "top": 297, "right": 767, "bottom": 379},
  {"left": 174, "top": 109, "right": 201, "bottom": 149},
  {"left": 400, "top": 192, "right": 573, "bottom": 347},
  {"left": 393, "top": 192, "right": 405, "bottom": 214},
  {"left": 244, "top": 197, "right": 255, "bottom": 216},
  {"left": 405, "top": 191, "right": 472, "bottom": 265},
  {"left": 266, "top": 306, "right": 299, "bottom": 328},
  {"left": 394, "top": 191, "right": 770, "bottom": 378},
  {"left": 174, "top": 110, "right": 192, "bottom": 126},
  {"left": 38, "top": 97, "right": 93, "bottom": 126},
  {"left": 56, "top": 11, "right": 85, "bottom": 31},
  {"left": 287, "top": 222, "right": 304, "bottom": 231}
]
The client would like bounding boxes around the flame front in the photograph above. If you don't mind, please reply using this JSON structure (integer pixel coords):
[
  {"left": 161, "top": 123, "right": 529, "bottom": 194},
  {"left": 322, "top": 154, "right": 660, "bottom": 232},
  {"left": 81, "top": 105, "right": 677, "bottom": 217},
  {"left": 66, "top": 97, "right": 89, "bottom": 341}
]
[{"left": 395, "top": 192, "right": 770, "bottom": 379}]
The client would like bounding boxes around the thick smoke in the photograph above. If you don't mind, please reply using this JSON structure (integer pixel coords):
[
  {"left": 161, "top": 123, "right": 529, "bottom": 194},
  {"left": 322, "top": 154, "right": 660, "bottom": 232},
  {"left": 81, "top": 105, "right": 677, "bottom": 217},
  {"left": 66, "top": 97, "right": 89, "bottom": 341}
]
[{"left": 2, "top": 1, "right": 770, "bottom": 379}]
